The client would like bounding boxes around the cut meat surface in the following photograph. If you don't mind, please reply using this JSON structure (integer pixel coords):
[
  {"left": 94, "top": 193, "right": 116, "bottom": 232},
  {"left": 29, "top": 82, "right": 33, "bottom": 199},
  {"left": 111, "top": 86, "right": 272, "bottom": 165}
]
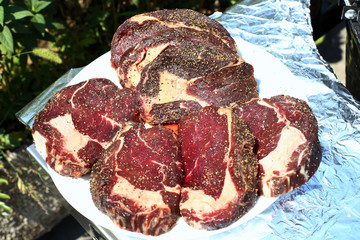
[
  {"left": 111, "top": 9, "right": 237, "bottom": 76},
  {"left": 137, "top": 45, "right": 257, "bottom": 124},
  {"left": 117, "top": 27, "right": 238, "bottom": 88},
  {"left": 32, "top": 78, "right": 138, "bottom": 178},
  {"left": 111, "top": 9, "right": 258, "bottom": 125},
  {"left": 233, "top": 95, "right": 322, "bottom": 197},
  {"left": 90, "top": 124, "right": 183, "bottom": 236},
  {"left": 178, "top": 106, "right": 258, "bottom": 230}
]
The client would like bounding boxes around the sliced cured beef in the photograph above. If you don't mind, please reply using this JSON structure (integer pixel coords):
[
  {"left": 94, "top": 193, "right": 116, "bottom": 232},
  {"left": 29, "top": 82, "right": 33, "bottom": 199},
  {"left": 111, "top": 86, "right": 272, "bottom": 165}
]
[
  {"left": 233, "top": 95, "right": 322, "bottom": 197},
  {"left": 178, "top": 106, "right": 258, "bottom": 230},
  {"left": 90, "top": 124, "right": 183, "bottom": 236},
  {"left": 111, "top": 9, "right": 237, "bottom": 76},
  {"left": 32, "top": 78, "right": 138, "bottom": 178},
  {"left": 137, "top": 45, "right": 257, "bottom": 124}
]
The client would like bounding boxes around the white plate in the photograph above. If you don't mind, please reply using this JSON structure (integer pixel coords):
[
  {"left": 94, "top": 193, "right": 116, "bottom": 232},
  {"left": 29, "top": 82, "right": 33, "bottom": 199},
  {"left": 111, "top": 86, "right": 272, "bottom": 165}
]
[{"left": 34, "top": 37, "right": 309, "bottom": 239}]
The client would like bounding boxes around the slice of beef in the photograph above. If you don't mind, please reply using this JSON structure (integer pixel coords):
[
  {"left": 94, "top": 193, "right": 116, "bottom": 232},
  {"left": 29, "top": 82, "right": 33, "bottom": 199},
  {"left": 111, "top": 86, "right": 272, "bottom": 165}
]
[
  {"left": 233, "top": 95, "right": 322, "bottom": 197},
  {"left": 117, "top": 27, "right": 239, "bottom": 88},
  {"left": 178, "top": 106, "right": 258, "bottom": 230},
  {"left": 32, "top": 78, "right": 138, "bottom": 178},
  {"left": 136, "top": 44, "right": 257, "bottom": 124},
  {"left": 90, "top": 124, "right": 183, "bottom": 236},
  {"left": 111, "top": 9, "right": 237, "bottom": 75}
]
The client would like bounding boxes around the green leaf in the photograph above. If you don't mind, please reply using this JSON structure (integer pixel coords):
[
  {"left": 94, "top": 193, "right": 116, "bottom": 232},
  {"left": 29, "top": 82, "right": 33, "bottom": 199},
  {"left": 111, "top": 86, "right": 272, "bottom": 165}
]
[
  {"left": 0, "top": 6, "right": 4, "bottom": 26},
  {"left": 0, "top": 178, "right": 8, "bottom": 185},
  {"left": 33, "top": 0, "right": 52, "bottom": 13},
  {"left": 32, "top": 48, "right": 62, "bottom": 64},
  {"left": 0, "top": 25, "right": 13, "bottom": 54},
  {"left": 0, "top": 130, "right": 28, "bottom": 150},
  {"left": 46, "top": 18, "right": 64, "bottom": 30},
  {"left": 1, "top": 211, "right": 11, "bottom": 217},
  {"left": 24, "top": 0, "right": 37, "bottom": 11},
  {"left": 0, "top": 201, "right": 12, "bottom": 212},
  {"left": 4, "top": 5, "right": 33, "bottom": 21},
  {"left": 0, "top": 44, "right": 7, "bottom": 56},
  {"left": 132, "top": 0, "right": 140, "bottom": 8},
  {"left": 0, "top": 193, "right": 10, "bottom": 200},
  {"left": 31, "top": 12, "right": 45, "bottom": 24},
  {"left": 12, "top": 9, "right": 33, "bottom": 20},
  {"left": 31, "top": 13, "right": 45, "bottom": 36}
]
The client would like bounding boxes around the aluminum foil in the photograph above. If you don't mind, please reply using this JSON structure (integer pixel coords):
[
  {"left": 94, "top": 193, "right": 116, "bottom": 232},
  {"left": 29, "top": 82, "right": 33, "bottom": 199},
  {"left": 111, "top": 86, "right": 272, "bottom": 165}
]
[{"left": 17, "top": 0, "right": 360, "bottom": 239}]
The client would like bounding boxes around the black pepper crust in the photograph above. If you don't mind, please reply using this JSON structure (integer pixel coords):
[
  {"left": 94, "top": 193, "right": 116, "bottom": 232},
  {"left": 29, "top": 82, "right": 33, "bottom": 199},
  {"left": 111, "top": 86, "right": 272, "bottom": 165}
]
[
  {"left": 110, "top": 9, "right": 258, "bottom": 126},
  {"left": 32, "top": 78, "right": 139, "bottom": 178},
  {"left": 178, "top": 106, "right": 258, "bottom": 230},
  {"left": 111, "top": 9, "right": 237, "bottom": 70},
  {"left": 230, "top": 112, "right": 258, "bottom": 215},
  {"left": 266, "top": 95, "right": 322, "bottom": 196},
  {"left": 232, "top": 95, "right": 322, "bottom": 197},
  {"left": 90, "top": 123, "right": 183, "bottom": 236},
  {"left": 118, "top": 27, "right": 239, "bottom": 88},
  {"left": 137, "top": 43, "right": 240, "bottom": 97}
]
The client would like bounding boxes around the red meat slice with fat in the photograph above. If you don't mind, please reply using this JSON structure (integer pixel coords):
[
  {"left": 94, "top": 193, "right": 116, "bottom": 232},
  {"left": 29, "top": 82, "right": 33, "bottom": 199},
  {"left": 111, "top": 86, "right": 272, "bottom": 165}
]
[
  {"left": 178, "top": 106, "right": 258, "bottom": 230},
  {"left": 233, "top": 95, "right": 322, "bottom": 197},
  {"left": 32, "top": 78, "right": 138, "bottom": 178},
  {"left": 90, "top": 124, "right": 183, "bottom": 236}
]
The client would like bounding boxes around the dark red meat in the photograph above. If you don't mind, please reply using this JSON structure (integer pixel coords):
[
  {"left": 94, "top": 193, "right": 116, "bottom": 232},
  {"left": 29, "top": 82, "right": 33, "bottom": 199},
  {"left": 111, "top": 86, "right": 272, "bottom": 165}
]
[
  {"left": 178, "top": 106, "right": 258, "bottom": 230},
  {"left": 233, "top": 95, "right": 322, "bottom": 197},
  {"left": 111, "top": 9, "right": 237, "bottom": 75},
  {"left": 32, "top": 78, "right": 138, "bottom": 178},
  {"left": 111, "top": 9, "right": 258, "bottom": 125},
  {"left": 117, "top": 27, "right": 238, "bottom": 89},
  {"left": 90, "top": 124, "right": 183, "bottom": 236},
  {"left": 136, "top": 45, "right": 257, "bottom": 124}
]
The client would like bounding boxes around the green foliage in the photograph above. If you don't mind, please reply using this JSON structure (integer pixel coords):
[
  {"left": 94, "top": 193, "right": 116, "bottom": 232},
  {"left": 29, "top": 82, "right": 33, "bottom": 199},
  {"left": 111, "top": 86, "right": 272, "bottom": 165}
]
[
  {"left": 0, "top": 0, "right": 55, "bottom": 55},
  {"left": 0, "top": 189, "right": 13, "bottom": 218},
  {"left": 0, "top": 0, "right": 63, "bottom": 128},
  {"left": 0, "top": 129, "right": 29, "bottom": 150},
  {"left": 0, "top": 163, "right": 12, "bottom": 218},
  {"left": 0, "top": 149, "right": 47, "bottom": 217}
]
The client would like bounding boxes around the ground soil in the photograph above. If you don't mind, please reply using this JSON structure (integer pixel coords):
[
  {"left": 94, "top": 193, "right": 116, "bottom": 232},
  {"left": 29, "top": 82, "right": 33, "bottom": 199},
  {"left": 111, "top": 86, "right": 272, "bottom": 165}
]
[{"left": 0, "top": 143, "right": 70, "bottom": 240}]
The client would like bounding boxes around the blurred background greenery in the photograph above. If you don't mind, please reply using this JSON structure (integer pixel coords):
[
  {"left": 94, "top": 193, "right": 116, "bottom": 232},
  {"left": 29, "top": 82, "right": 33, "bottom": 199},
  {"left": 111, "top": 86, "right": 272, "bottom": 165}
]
[{"left": 0, "top": 0, "right": 235, "bottom": 216}]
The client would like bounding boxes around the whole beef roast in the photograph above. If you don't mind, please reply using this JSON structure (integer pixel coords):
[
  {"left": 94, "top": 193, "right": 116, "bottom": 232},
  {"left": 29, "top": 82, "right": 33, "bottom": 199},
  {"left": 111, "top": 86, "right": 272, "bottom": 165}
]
[
  {"left": 90, "top": 124, "right": 183, "bottom": 236},
  {"left": 233, "top": 95, "right": 322, "bottom": 197},
  {"left": 111, "top": 9, "right": 258, "bottom": 124},
  {"left": 178, "top": 106, "right": 258, "bottom": 230},
  {"left": 32, "top": 78, "right": 138, "bottom": 178}
]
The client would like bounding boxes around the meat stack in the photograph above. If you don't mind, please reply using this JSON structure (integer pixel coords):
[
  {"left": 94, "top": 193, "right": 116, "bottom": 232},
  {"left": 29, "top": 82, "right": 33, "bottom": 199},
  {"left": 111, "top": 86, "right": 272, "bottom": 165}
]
[
  {"left": 32, "top": 9, "right": 322, "bottom": 237},
  {"left": 110, "top": 8, "right": 258, "bottom": 124}
]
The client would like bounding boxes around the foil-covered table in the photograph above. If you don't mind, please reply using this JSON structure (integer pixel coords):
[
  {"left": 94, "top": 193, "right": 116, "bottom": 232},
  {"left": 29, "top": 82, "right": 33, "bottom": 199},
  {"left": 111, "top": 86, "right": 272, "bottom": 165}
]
[
  {"left": 211, "top": 1, "right": 360, "bottom": 239},
  {"left": 17, "top": 0, "right": 360, "bottom": 239}
]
